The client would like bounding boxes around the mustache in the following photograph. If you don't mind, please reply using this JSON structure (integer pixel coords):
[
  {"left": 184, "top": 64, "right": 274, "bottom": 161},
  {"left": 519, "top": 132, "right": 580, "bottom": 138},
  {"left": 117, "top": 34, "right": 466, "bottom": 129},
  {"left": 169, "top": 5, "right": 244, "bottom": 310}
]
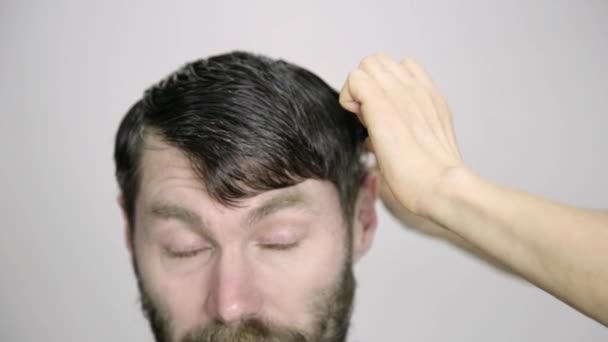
[{"left": 181, "top": 318, "right": 310, "bottom": 342}]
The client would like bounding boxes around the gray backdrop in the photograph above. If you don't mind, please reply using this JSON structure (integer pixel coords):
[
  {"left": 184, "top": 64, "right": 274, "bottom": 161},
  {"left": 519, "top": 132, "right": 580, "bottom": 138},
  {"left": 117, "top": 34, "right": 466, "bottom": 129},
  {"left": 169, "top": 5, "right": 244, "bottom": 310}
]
[{"left": 1, "top": 1, "right": 606, "bottom": 341}]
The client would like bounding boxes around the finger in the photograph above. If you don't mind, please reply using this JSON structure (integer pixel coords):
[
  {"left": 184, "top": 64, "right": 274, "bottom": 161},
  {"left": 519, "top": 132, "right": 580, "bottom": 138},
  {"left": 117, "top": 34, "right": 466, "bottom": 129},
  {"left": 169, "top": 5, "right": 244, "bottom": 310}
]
[
  {"left": 339, "top": 77, "right": 362, "bottom": 115},
  {"left": 358, "top": 53, "right": 404, "bottom": 95},
  {"left": 341, "top": 68, "right": 390, "bottom": 128},
  {"left": 359, "top": 55, "right": 429, "bottom": 138},
  {"left": 375, "top": 54, "right": 416, "bottom": 87},
  {"left": 401, "top": 58, "right": 436, "bottom": 89},
  {"left": 367, "top": 56, "right": 447, "bottom": 153}
]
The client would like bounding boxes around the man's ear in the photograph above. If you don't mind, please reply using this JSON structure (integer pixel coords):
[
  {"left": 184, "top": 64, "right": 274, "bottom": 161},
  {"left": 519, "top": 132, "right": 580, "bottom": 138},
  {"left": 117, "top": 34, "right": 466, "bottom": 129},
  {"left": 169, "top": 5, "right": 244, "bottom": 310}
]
[
  {"left": 351, "top": 171, "right": 379, "bottom": 263},
  {"left": 117, "top": 195, "right": 134, "bottom": 255}
]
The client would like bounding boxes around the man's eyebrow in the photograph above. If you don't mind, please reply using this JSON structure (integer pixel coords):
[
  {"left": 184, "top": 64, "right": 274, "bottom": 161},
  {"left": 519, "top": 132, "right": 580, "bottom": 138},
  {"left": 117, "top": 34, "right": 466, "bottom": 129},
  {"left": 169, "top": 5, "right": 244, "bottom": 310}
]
[
  {"left": 244, "top": 190, "right": 312, "bottom": 227},
  {"left": 148, "top": 201, "right": 201, "bottom": 225},
  {"left": 146, "top": 201, "right": 219, "bottom": 241}
]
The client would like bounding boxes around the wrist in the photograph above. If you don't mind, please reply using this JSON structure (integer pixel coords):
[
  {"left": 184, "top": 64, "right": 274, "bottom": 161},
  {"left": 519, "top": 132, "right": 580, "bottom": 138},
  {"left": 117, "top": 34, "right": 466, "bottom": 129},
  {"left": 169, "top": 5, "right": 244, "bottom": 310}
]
[{"left": 416, "top": 165, "right": 482, "bottom": 221}]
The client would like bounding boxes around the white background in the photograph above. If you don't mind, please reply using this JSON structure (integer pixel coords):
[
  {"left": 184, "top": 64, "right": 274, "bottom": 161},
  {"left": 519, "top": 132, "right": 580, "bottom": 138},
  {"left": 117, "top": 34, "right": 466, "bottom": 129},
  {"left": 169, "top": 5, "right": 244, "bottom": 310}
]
[{"left": 1, "top": 1, "right": 607, "bottom": 341}]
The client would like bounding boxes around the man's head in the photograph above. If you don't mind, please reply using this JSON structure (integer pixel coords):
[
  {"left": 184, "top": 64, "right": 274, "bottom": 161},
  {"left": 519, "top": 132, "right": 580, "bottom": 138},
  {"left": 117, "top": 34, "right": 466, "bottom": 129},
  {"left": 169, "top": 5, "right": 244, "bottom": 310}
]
[{"left": 114, "top": 51, "right": 378, "bottom": 342}]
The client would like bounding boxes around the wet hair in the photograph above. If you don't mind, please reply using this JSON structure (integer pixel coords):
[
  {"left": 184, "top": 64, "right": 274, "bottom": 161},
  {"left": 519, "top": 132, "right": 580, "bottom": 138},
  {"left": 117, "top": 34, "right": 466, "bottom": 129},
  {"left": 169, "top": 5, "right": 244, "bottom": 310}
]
[{"left": 114, "top": 51, "right": 367, "bottom": 233}]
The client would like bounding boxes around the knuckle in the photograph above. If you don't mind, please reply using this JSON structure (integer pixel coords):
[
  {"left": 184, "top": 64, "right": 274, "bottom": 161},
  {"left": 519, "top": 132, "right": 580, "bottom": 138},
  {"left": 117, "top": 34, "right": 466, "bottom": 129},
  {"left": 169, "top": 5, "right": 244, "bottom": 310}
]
[
  {"left": 347, "top": 69, "right": 366, "bottom": 86},
  {"left": 374, "top": 52, "right": 392, "bottom": 61},
  {"left": 401, "top": 57, "right": 416, "bottom": 67},
  {"left": 338, "top": 89, "right": 353, "bottom": 103},
  {"left": 359, "top": 55, "right": 377, "bottom": 69}
]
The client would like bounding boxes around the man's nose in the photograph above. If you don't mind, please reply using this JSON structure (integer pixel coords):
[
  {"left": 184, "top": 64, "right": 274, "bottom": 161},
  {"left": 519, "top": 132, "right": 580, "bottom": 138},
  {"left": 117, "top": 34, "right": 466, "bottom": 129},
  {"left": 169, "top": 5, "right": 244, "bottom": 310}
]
[{"left": 205, "top": 248, "right": 263, "bottom": 323}]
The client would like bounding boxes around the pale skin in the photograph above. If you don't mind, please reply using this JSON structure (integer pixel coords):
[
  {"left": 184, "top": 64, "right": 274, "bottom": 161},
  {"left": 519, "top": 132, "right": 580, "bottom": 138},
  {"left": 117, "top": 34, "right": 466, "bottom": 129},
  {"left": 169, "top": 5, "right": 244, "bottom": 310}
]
[
  {"left": 120, "top": 134, "right": 378, "bottom": 341},
  {"left": 339, "top": 53, "right": 608, "bottom": 326}
]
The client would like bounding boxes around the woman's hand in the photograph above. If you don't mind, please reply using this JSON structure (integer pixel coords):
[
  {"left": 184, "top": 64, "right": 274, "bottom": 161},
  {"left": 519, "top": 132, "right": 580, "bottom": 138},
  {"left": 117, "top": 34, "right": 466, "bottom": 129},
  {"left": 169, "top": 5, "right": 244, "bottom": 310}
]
[{"left": 339, "top": 53, "right": 467, "bottom": 216}]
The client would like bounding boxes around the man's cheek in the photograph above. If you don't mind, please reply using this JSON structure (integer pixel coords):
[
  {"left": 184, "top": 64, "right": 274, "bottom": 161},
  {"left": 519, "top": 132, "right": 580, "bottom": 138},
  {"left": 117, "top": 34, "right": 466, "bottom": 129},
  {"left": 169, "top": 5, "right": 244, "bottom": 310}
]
[
  {"left": 256, "top": 238, "right": 343, "bottom": 322},
  {"left": 138, "top": 249, "right": 210, "bottom": 335}
]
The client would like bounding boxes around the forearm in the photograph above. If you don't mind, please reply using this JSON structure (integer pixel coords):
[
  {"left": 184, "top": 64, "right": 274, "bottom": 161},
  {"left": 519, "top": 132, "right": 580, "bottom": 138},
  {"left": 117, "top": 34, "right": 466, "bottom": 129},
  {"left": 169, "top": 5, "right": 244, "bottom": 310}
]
[
  {"left": 381, "top": 194, "right": 516, "bottom": 275},
  {"left": 421, "top": 168, "right": 608, "bottom": 325}
]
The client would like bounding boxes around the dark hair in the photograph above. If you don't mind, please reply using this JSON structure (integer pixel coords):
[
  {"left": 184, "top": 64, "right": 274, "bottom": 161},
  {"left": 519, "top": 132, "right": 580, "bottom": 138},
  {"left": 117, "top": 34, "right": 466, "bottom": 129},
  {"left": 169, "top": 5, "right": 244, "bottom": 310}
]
[{"left": 114, "top": 51, "right": 368, "bottom": 233}]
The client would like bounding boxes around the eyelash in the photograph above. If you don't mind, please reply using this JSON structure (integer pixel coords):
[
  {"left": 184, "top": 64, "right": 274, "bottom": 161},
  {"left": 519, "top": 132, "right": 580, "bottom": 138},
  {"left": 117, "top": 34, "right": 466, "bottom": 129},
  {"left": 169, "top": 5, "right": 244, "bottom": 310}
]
[
  {"left": 260, "top": 242, "right": 299, "bottom": 251},
  {"left": 166, "top": 248, "right": 209, "bottom": 259},
  {"left": 165, "top": 242, "right": 299, "bottom": 258}
]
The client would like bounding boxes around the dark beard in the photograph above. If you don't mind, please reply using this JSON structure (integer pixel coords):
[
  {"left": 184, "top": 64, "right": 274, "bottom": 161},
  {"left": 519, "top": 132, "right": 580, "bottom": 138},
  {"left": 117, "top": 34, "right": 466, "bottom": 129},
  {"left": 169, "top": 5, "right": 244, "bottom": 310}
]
[{"left": 133, "top": 255, "right": 356, "bottom": 342}]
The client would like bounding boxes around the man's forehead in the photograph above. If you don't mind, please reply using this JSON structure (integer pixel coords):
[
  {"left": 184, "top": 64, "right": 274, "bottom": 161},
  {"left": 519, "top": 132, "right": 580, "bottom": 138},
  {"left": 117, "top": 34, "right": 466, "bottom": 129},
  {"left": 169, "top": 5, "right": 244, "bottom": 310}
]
[
  {"left": 138, "top": 132, "right": 209, "bottom": 200},
  {"left": 137, "top": 132, "right": 339, "bottom": 210},
  {"left": 140, "top": 133, "right": 193, "bottom": 175}
]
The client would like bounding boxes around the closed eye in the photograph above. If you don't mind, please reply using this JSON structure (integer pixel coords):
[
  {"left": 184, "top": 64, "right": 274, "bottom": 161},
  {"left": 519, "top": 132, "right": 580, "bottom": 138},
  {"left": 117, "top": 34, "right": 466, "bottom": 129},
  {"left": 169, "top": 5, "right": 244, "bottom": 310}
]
[
  {"left": 165, "top": 247, "right": 212, "bottom": 258},
  {"left": 260, "top": 242, "right": 299, "bottom": 251}
]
